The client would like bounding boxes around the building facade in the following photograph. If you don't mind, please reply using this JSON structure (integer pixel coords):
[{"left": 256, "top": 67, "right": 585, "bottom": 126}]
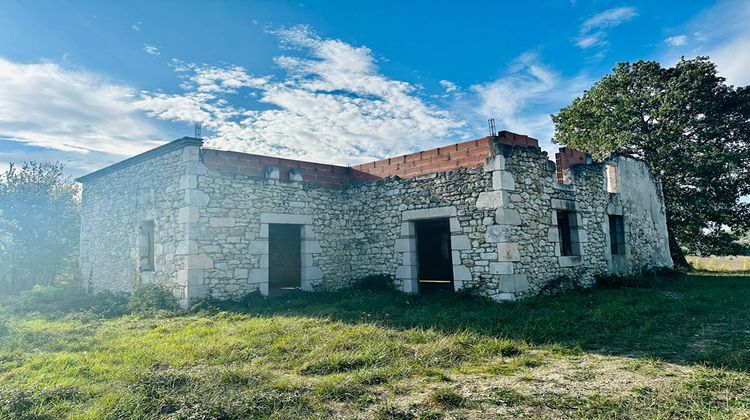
[{"left": 78, "top": 131, "right": 672, "bottom": 304}]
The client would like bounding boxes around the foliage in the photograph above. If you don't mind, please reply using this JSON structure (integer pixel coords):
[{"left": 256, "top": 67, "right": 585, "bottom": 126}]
[
  {"left": 551, "top": 57, "right": 750, "bottom": 262},
  {"left": 0, "top": 162, "right": 80, "bottom": 293},
  {"left": 1, "top": 273, "right": 749, "bottom": 417},
  {"left": 0, "top": 284, "right": 129, "bottom": 318},
  {"left": 350, "top": 273, "right": 397, "bottom": 291},
  {"left": 126, "top": 284, "right": 181, "bottom": 313},
  {"left": 0, "top": 284, "right": 180, "bottom": 318},
  {"left": 537, "top": 275, "right": 583, "bottom": 296}
]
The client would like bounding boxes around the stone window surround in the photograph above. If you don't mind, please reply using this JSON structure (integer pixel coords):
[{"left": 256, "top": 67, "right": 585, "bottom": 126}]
[
  {"left": 604, "top": 203, "right": 631, "bottom": 273},
  {"left": 393, "top": 206, "right": 472, "bottom": 294},
  {"left": 248, "top": 213, "right": 323, "bottom": 296},
  {"left": 549, "top": 199, "right": 586, "bottom": 267}
]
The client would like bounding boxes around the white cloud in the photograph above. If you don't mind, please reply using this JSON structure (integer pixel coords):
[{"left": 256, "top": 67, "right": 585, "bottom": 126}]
[
  {"left": 576, "top": 7, "right": 638, "bottom": 49},
  {"left": 469, "top": 53, "right": 591, "bottom": 150},
  {"left": 143, "top": 44, "right": 160, "bottom": 56},
  {"left": 137, "top": 26, "right": 464, "bottom": 163},
  {"left": 439, "top": 80, "right": 459, "bottom": 93},
  {"left": 660, "top": 0, "right": 750, "bottom": 86},
  {"left": 0, "top": 58, "right": 165, "bottom": 157},
  {"left": 665, "top": 35, "right": 688, "bottom": 46},
  {"left": 131, "top": 22, "right": 141, "bottom": 32}
]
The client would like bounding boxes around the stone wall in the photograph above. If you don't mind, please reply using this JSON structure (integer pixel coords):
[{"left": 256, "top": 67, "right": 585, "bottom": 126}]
[
  {"left": 79, "top": 141, "right": 199, "bottom": 298},
  {"left": 79, "top": 134, "right": 672, "bottom": 304}
]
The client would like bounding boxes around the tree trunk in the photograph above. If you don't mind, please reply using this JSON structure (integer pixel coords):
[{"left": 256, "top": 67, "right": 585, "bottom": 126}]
[{"left": 667, "top": 223, "right": 690, "bottom": 268}]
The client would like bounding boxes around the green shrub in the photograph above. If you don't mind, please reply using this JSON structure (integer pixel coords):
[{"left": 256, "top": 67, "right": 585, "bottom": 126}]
[
  {"left": 350, "top": 274, "right": 396, "bottom": 292},
  {"left": 127, "top": 285, "right": 180, "bottom": 313},
  {"left": 538, "top": 275, "right": 583, "bottom": 296},
  {"left": 595, "top": 268, "right": 671, "bottom": 289},
  {"left": 0, "top": 284, "right": 129, "bottom": 317}
]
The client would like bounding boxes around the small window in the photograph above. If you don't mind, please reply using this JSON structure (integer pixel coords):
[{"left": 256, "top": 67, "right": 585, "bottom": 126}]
[
  {"left": 139, "top": 221, "right": 155, "bottom": 271},
  {"left": 606, "top": 165, "right": 618, "bottom": 193},
  {"left": 557, "top": 210, "right": 576, "bottom": 256},
  {"left": 609, "top": 215, "right": 625, "bottom": 255}
]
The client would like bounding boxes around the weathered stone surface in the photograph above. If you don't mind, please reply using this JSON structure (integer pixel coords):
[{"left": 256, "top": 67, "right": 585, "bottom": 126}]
[
  {"left": 79, "top": 137, "right": 673, "bottom": 304},
  {"left": 497, "top": 242, "right": 521, "bottom": 262},
  {"left": 492, "top": 171, "right": 516, "bottom": 191},
  {"left": 475, "top": 191, "right": 508, "bottom": 209},
  {"left": 485, "top": 225, "right": 514, "bottom": 243}
]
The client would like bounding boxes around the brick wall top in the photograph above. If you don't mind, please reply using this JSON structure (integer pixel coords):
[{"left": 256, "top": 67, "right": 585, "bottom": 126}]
[
  {"left": 202, "top": 149, "right": 378, "bottom": 188},
  {"left": 202, "top": 131, "right": 542, "bottom": 187},
  {"left": 555, "top": 147, "right": 589, "bottom": 183},
  {"left": 352, "top": 131, "right": 538, "bottom": 179}
]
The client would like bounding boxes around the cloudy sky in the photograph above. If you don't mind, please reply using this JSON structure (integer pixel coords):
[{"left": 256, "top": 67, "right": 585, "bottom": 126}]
[{"left": 0, "top": 0, "right": 748, "bottom": 176}]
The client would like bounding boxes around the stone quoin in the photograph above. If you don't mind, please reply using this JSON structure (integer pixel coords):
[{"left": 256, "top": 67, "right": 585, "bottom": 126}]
[{"left": 77, "top": 131, "right": 673, "bottom": 305}]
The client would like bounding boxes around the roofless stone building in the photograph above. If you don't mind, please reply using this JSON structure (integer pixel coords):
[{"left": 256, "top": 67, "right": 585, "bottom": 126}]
[{"left": 77, "top": 131, "right": 672, "bottom": 305}]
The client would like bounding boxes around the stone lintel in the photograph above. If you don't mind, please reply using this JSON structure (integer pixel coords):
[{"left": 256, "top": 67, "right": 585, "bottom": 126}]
[
  {"left": 259, "top": 213, "right": 313, "bottom": 225},
  {"left": 402, "top": 206, "right": 457, "bottom": 221}
]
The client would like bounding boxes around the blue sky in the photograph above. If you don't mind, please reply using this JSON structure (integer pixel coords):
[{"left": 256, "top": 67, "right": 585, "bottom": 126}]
[{"left": 0, "top": 0, "right": 748, "bottom": 176}]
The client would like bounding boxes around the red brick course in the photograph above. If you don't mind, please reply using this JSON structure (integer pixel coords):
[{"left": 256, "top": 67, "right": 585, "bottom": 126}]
[
  {"left": 555, "top": 147, "right": 588, "bottom": 183},
  {"left": 201, "top": 131, "right": 541, "bottom": 187},
  {"left": 351, "top": 131, "right": 537, "bottom": 179}
]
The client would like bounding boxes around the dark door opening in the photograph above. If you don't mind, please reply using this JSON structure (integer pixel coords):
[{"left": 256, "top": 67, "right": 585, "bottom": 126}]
[
  {"left": 268, "top": 224, "right": 301, "bottom": 293},
  {"left": 415, "top": 218, "right": 454, "bottom": 294}
]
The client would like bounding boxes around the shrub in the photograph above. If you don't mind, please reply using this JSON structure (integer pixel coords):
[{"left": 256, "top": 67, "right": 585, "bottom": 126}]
[
  {"left": 127, "top": 285, "right": 180, "bottom": 313},
  {"left": 0, "top": 284, "right": 128, "bottom": 317},
  {"left": 538, "top": 275, "right": 583, "bottom": 296},
  {"left": 595, "top": 274, "right": 653, "bottom": 289},
  {"left": 596, "top": 267, "right": 679, "bottom": 290},
  {"left": 350, "top": 274, "right": 396, "bottom": 292}
]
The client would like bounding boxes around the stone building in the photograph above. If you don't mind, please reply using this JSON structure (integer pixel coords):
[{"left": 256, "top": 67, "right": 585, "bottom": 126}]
[{"left": 77, "top": 131, "right": 672, "bottom": 304}]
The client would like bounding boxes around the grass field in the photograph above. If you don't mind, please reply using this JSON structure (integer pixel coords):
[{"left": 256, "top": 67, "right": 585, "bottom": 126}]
[
  {"left": 1, "top": 273, "right": 750, "bottom": 419},
  {"left": 688, "top": 255, "right": 750, "bottom": 272}
]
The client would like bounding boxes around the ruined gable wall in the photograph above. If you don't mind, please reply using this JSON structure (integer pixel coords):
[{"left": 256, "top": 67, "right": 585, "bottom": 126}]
[
  {"left": 80, "top": 147, "right": 190, "bottom": 297},
  {"left": 603, "top": 156, "right": 672, "bottom": 271}
]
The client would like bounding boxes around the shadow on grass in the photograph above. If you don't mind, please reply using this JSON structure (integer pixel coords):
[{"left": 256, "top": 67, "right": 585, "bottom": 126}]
[{"left": 199, "top": 273, "right": 750, "bottom": 372}]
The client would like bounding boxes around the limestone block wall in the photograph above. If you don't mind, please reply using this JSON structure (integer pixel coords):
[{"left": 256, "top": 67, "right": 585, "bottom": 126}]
[
  {"left": 186, "top": 161, "right": 353, "bottom": 299},
  {"left": 79, "top": 135, "right": 672, "bottom": 304},
  {"left": 79, "top": 144, "right": 195, "bottom": 298},
  {"left": 345, "top": 169, "right": 492, "bottom": 294}
]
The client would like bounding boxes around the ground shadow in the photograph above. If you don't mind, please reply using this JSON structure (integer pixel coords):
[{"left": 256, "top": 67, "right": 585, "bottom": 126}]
[{"left": 202, "top": 273, "right": 750, "bottom": 373}]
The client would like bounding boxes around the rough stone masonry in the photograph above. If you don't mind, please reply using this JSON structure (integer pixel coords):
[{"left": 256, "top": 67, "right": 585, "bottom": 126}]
[{"left": 77, "top": 131, "right": 673, "bottom": 305}]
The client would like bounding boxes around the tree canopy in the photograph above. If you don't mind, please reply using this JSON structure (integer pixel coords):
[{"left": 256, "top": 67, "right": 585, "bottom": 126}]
[
  {"left": 552, "top": 57, "right": 750, "bottom": 265},
  {"left": 0, "top": 162, "right": 80, "bottom": 292}
]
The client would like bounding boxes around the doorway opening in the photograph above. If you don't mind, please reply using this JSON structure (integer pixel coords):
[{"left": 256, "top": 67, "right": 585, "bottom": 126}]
[
  {"left": 415, "top": 218, "right": 454, "bottom": 294},
  {"left": 268, "top": 224, "right": 301, "bottom": 294}
]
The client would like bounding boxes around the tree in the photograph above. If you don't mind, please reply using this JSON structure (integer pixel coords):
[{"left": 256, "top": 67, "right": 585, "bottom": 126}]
[
  {"left": 552, "top": 57, "right": 750, "bottom": 266},
  {"left": 0, "top": 162, "right": 80, "bottom": 292}
]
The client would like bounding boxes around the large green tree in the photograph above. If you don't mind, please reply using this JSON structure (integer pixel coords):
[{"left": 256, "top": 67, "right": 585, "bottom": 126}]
[
  {"left": 0, "top": 162, "right": 80, "bottom": 292},
  {"left": 552, "top": 57, "right": 750, "bottom": 266}
]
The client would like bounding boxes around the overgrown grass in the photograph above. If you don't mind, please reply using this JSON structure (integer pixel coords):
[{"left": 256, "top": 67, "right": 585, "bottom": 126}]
[{"left": 1, "top": 273, "right": 749, "bottom": 418}]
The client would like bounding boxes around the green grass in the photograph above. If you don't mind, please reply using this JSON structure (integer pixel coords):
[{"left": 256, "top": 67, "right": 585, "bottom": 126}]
[{"left": 1, "top": 273, "right": 749, "bottom": 418}]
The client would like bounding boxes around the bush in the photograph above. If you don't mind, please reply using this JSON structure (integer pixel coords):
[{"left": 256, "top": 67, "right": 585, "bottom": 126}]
[
  {"left": 0, "top": 284, "right": 129, "bottom": 317},
  {"left": 0, "top": 284, "right": 181, "bottom": 317},
  {"left": 127, "top": 285, "right": 180, "bottom": 313},
  {"left": 538, "top": 275, "right": 583, "bottom": 296},
  {"left": 596, "top": 267, "right": 680, "bottom": 290},
  {"left": 350, "top": 274, "right": 396, "bottom": 292}
]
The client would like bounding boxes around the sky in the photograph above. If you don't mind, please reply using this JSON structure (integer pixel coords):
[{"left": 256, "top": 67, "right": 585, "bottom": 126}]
[{"left": 0, "top": 0, "right": 748, "bottom": 177}]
